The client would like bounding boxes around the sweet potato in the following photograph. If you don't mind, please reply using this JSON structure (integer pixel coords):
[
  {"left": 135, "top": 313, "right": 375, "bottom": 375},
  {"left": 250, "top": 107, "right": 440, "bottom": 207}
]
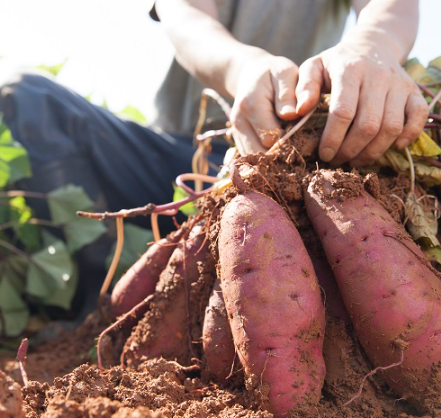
[
  {"left": 202, "top": 279, "right": 236, "bottom": 382},
  {"left": 304, "top": 169, "right": 441, "bottom": 409},
  {"left": 308, "top": 248, "right": 383, "bottom": 405},
  {"left": 122, "top": 224, "right": 214, "bottom": 366},
  {"left": 110, "top": 227, "right": 189, "bottom": 318},
  {"left": 218, "top": 189, "right": 326, "bottom": 417}
]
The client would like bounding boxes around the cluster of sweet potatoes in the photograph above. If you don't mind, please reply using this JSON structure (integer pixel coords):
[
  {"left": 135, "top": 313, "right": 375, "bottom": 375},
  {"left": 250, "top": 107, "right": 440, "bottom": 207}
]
[{"left": 107, "top": 164, "right": 441, "bottom": 417}]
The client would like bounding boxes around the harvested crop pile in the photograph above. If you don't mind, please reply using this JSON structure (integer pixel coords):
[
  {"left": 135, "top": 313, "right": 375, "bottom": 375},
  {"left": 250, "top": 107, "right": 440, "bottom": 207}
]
[{"left": 2, "top": 75, "right": 441, "bottom": 417}]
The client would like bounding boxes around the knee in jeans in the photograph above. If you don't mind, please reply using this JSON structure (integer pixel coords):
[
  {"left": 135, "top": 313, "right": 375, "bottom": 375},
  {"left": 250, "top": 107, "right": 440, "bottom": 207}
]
[{"left": 0, "top": 71, "right": 60, "bottom": 137}]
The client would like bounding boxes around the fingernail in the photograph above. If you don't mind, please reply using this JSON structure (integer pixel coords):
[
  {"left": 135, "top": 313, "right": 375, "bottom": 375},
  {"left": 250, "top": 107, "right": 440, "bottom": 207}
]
[
  {"left": 296, "top": 92, "right": 309, "bottom": 112},
  {"left": 320, "top": 147, "right": 335, "bottom": 162},
  {"left": 280, "top": 104, "right": 296, "bottom": 115}
]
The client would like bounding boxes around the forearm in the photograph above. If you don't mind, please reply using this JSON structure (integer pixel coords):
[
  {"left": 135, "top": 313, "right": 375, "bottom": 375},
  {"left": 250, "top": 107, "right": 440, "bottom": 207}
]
[
  {"left": 349, "top": 0, "right": 419, "bottom": 63},
  {"left": 155, "top": 0, "right": 265, "bottom": 97}
]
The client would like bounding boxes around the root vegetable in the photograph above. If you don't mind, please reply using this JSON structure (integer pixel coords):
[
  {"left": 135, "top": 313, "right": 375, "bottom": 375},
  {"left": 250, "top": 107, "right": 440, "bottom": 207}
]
[
  {"left": 218, "top": 188, "right": 326, "bottom": 417},
  {"left": 122, "top": 224, "right": 213, "bottom": 366},
  {"left": 304, "top": 169, "right": 441, "bottom": 409},
  {"left": 202, "top": 279, "right": 236, "bottom": 382},
  {"left": 110, "top": 227, "right": 189, "bottom": 319}
]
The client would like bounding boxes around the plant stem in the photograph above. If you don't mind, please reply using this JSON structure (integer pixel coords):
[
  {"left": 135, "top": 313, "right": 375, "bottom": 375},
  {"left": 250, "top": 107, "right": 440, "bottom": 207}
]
[
  {"left": 202, "top": 88, "right": 231, "bottom": 118},
  {"left": 99, "top": 217, "right": 124, "bottom": 321},
  {"left": 267, "top": 106, "right": 318, "bottom": 154},
  {"left": 16, "top": 338, "right": 29, "bottom": 386},
  {"left": 418, "top": 84, "right": 435, "bottom": 97},
  {"left": 423, "top": 156, "right": 441, "bottom": 169},
  {"left": 151, "top": 213, "right": 160, "bottom": 242},
  {"left": 175, "top": 173, "right": 219, "bottom": 196},
  {"left": 429, "top": 89, "right": 441, "bottom": 110},
  {"left": 0, "top": 218, "right": 56, "bottom": 232},
  {"left": 428, "top": 89, "right": 441, "bottom": 112},
  {"left": 0, "top": 191, "right": 48, "bottom": 199},
  {"left": 196, "top": 127, "right": 230, "bottom": 142},
  {"left": 77, "top": 181, "right": 216, "bottom": 221},
  {"left": 0, "top": 308, "right": 6, "bottom": 339},
  {"left": 0, "top": 239, "right": 31, "bottom": 260},
  {"left": 429, "top": 113, "right": 441, "bottom": 122},
  {"left": 404, "top": 147, "right": 415, "bottom": 194}
]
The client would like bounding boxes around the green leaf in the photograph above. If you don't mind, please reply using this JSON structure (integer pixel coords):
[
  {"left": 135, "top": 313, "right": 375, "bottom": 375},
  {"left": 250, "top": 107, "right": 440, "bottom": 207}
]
[
  {"left": 48, "top": 185, "right": 94, "bottom": 224},
  {"left": 26, "top": 264, "right": 56, "bottom": 298},
  {"left": 1, "top": 310, "right": 29, "bottom": 337},
  {"left": 8, "top": 196, "right": 41, "bottom": 252},
  {"left": 118, "top": 105, "right": 147, "bottom": 124},
  {"left": 427, "top": 57, "right": 441, "bottom": 84},
  {"left": 29, "top": 240, "right": 73, "bottom": 291},
  {"left": 0, "top": 125, "right": 12, "bottom": 144},
  {"left": 0, "top": 275, "right": 29, "bottom": 337},
  {"left": 42, "top": 264, "right": 78, "bottom": 310},
  {"left": 0, "top": 276, "right": 27, "bottom": 311},
  {"left": 0, "top": 122, "right": 8, "bottom": 137},
  {"left": 41, "top": 230, "right": 60, "bottom": 247},
  {"left": 0, "top": 198, "right": 9, "bottom": 223},
  {"left": 15, "top": 223, "right": 41, "bottom": 253},
  {"left": 404, "top": 59, "right": 435, "bottom": 84},
  {"left": 64, "top": 216, "right": 106, "bottom": 253},
  {"left": 173, "top": 184, "right": 199, "bottom": 216},
  {"left": 8, "top": 196, "right": 31, "bottom": 219},
  {"left": 2, "top": 256, "right": 28, "bottom": 294},
  {"left": 0, "top": 132, "right": 32, "bottom": 187},
  {"left": 106, "top": 223, "right": 154, "bottom": 279},
  {"left": 36, "top": 60, "right": 67, "bottom": 76}
]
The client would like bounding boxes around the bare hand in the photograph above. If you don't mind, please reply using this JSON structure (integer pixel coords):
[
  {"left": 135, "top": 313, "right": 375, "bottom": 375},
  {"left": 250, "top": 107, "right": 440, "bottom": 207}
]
[
  {"left": 295, "top": 42, "right": 429, "bottom": 167},
  {"left": 230, "top": 53, "right": 299, "bottom": 155}
]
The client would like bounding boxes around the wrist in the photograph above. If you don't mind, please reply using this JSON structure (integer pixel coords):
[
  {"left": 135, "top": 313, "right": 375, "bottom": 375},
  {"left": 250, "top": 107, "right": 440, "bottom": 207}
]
[{"left": 342, "top": 26, "right": 408, "bottom": 65}]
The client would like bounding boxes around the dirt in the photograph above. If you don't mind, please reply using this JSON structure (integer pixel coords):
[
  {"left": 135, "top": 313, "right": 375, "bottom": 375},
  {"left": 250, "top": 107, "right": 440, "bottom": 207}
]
[{"left": 1, "top": 128, "right": 440, "bottom": 417}]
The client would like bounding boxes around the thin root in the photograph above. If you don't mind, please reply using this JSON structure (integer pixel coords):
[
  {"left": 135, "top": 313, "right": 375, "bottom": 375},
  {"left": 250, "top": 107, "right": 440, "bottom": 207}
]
[
  {"left": 344, "top": 350, "right": 405, "bottom": 407},
  {"left": 97, "top": 294, "right": 155, "bottom": 370},
  {"left": 16, "top": 338, "right": 29, "bottom": 386},
  {"left": 99, "top": 218, "right": 124, "bottom": 321}
]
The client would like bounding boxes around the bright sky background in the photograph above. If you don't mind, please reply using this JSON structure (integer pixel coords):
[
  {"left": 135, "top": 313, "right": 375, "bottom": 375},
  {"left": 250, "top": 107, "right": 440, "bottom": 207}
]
[{"left": 0, "top": 0, "right": 439, "bottom": 118}]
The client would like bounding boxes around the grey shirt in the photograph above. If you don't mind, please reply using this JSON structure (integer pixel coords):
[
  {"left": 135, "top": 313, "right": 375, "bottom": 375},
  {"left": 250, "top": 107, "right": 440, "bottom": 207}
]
[{"left": 150, "top": 0, "right": 350, "bottom": 135}]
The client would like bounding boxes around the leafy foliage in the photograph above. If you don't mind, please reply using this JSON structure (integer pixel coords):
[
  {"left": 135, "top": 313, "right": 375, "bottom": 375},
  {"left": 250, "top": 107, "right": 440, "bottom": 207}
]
[
  {"left": 118, "top": 105, "right": 147, "bottom": 124},
  {"left": 35, "top": 60, "right": 67, "bottom": 76},
  {"left": 0, "top": 122, "right": 107, "bottom": 337},
  {"left": 0, "top": 126, "right": 32, "bottom": 187},
  {"left": 0, "top": 64, "right": 151, "bottom": 339}
]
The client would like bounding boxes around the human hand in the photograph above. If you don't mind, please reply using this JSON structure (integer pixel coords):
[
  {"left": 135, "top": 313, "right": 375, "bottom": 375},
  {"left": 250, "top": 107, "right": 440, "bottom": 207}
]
[
  {"left": 295, "top": 40, "right": 429, "bottom": 167},
  {"left": 229, "top": 52, "right": 299, "bottom": 155}
]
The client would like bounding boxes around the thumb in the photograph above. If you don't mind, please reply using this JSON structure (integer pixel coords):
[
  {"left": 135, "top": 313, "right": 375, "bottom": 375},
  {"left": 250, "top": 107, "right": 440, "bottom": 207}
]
[{"left": 296, "top": 56, "right": 324, "bottom": 115}]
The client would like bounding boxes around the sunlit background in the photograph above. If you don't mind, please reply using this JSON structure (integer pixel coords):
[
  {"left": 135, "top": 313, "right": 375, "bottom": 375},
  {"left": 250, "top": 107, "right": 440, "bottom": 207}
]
[{"left": 0, "top": 0, "right": 439, "bottom": 119}]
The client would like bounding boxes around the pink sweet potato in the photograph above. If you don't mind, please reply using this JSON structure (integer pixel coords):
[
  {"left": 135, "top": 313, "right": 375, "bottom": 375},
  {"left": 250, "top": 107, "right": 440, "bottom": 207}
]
[
  {"left": 122, "top": 224, "right": 213, "bottom": 365},
  {"left": 218, "top": 190, "right": 326, "bottom": 417},
  {"left": 304, "top": 169, "right": 441, "bottom": 408},
  {"left": 110, "top": 227, "right": 188, "bottom": 318},
  {"left": 202, "top": 279, "right": 236, "bottom": 382}
]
